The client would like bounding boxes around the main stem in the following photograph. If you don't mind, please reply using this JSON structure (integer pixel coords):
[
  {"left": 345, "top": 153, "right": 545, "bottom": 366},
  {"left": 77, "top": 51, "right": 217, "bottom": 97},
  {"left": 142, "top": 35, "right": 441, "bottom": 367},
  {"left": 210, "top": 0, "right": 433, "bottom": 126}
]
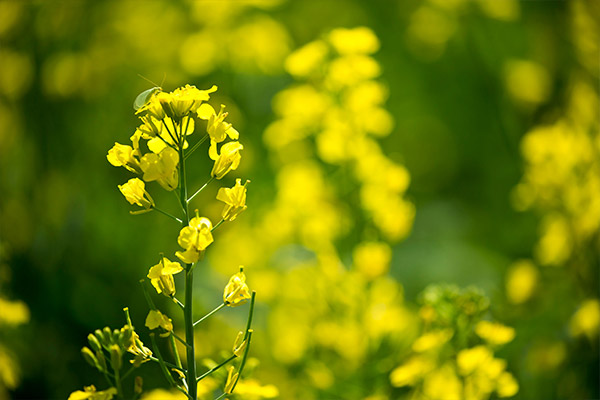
[{"left": 178, "top": 125, "right": 197, "bottom": 400}]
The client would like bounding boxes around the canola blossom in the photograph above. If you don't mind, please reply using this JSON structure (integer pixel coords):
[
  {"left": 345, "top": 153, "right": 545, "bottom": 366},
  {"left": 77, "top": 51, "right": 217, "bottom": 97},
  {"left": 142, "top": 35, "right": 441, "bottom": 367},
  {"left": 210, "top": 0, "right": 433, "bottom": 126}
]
[{"left": 72, "top": 84, "right": 255, "bottom": 399}]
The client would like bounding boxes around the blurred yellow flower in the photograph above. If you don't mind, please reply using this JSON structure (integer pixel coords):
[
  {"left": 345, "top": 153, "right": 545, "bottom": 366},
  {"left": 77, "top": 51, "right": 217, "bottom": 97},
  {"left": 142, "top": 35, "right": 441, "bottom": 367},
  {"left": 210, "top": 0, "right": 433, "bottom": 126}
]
[
  {"left": 422, "top": 363, "right": 462, "bottom": 400},
  {"left": 234, "top": 378, "right": 279, "bottom": 399},
  {"left": 140, "top": 389, "right": 187, "bottom": 400},
  {"left": 457, "top": 346, "right": 493, "bottom": 376},
  {"left": 176, "top": 216, "right": 214, "bottom": 264},
  {"left": 569, "top": 299, "right": 600, "bottom": 339},
  {"left": 390, "top": 356, "right": 433, "bottom": 387},
  {"left": 496, "top": 371, "right": 519, "bottom": 398},
  {"left": 147, "top": 257, "right": 184, "bottom": 297},
  {"left": 0, "top": 298, "right": 29, "bottom": 326},
  {"left": 352, "top": 241, "right": 392, "bottom": 279},
  {"left": 412, "top": 329, "right": 453, "bottom": 352},
  {"left": 328, "top": 27, "right": 380, "bottom": 55},
  {"left": 118, "top": 178, "right": 154, "bottom": 209},
  {"left": 217, "top": 178, "right": 249, "bottom": 221},
  {"left": 211, "top": 141, "right": 243, "bottom": 179},
  {"left": 505, "top": 259, "right": 538, "bottom": 304},
  {"left": 224, "top": 269, "right": 251, "bottom": 306},
  {"left": 503, "top": 59, "right": 551, "bottom": 105},
  {"left": 145, "top": 309, "right": 173, "bottom": 332},
  {"left": 475, "top": 321, "right": 515, "bottom": 346},
  {"left": 285, "top": 40, "right": 329, "bottom": 78},
  {"left": 67, "top": 385, "right": 117, "bottom": 400}
]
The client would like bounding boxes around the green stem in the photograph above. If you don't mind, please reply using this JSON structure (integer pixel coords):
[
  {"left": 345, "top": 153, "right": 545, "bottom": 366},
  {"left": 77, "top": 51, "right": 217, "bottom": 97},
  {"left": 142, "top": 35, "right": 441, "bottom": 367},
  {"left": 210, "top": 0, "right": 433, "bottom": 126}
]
[
  {"left": 172, "top": 331, "right": 192, "bottom": 349},
  {"left": 188, "top": 176, "right": 215, "bottom": 203},
  {"left": 185, "top": 134, "right": 209, "bottom": 160},
  {"left": 211, "top": 219, "right": 225, "bottom": 232},
  {"left": 196, "top": 354, "right": 236, "bottom": 383},
  {"left": 170, "top": 333, "right": 183, "bottom": 370},
  {"left": 172, "top": 296, "right": 185, "bottom": 310},
  {"left": 184, "top": 266, "right": 197, "bottom": 399},
  {"left": 149, "top": 334, "right": 177, "bottom": 387},
  {"left": 148, "top": 355, "right": 186, "bottom": 373},
  {"left": 152, "top": 206, "right": 183, "bottom": 223},
  {"left": 114, "top": 365, "right": 123, "bottom": 398},
  {"left": 231, "top": 330, "right": 253, "bottom": 393},
  {"left": 193, "top": 303, "right": 226, "bottom": 327}
]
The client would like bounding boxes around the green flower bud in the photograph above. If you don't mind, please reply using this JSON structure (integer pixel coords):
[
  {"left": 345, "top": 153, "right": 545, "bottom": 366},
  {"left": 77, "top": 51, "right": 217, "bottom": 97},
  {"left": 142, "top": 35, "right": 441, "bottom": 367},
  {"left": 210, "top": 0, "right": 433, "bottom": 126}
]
[
  {"left": 110, "top": 344, "right": 122, "bottom": 371},
  {"left": 81, "top": 347, "right": 100, "bottom": 370},
  {"left": 94, "top": 329, "right": 107, "bottom": 347},
  {"left": 103, "top": 327, "right": 113, "bottom": 344},
  {"left": 119, "top": 326, "right": 133, "bottom": 348},
  {"left": 88, "top": 333, "right": 102, "bottom": 352},
  {"left": 95, "top": 350, "right": 107, "bottom": 372}
]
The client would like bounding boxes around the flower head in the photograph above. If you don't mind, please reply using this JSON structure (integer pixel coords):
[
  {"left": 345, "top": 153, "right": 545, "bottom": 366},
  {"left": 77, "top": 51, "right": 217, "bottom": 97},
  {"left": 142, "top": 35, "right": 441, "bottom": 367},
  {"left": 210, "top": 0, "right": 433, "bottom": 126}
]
[
  {"left": 118, "top": 178, "right": 154, "bottom": 210},
  {"left": 223, "top": 268, "right": 251, "bottom": 307},
  {"left": 211, "top": 141, "right": 243, "bottom": 179},
  {"left": 147, "top": 257, "right": 183, "bottom": 297},
  {"left": 175, "top": 214, "right": 214, "bottom": 264},
  {"left": 217, "top": 179, "right": 249, "bottom": 221},
  {"left": 158, "top": 85, "right": 217, "bottom": 119}
]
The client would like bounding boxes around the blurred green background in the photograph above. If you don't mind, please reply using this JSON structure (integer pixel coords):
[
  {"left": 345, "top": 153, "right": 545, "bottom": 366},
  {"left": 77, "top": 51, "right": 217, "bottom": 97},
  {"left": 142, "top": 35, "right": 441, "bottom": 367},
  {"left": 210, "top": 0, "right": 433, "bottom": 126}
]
[{"left": 0, "top": 0, "right": 598, "bottom": 399}]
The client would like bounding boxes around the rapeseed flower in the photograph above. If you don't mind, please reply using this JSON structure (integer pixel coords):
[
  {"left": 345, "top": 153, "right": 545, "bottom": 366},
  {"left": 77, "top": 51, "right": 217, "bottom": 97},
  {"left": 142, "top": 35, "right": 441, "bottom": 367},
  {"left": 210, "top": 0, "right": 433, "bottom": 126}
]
[
  {"left": 211, "top": 141, "right": 243, "bottom": 179},
  {"left": 217, "top": 179, "right": 249, "bottom": 221},
  {"left": 224, "top": 269, "right": 251, "bottom": 306},
  {"left": 140, "top": 147, "right": 179, "bottom": 191},
  {"left": 107, "top": 142, "right": 141, "bottom": 174},
  {"left": 176, "top": 215, "right": 214, "bottom": 264},
  {"left": 147, "top": 257, "right": 183, "bottom": 297},
  {"left": 118, "top": 178, "right": 154, "bottom": 210},
  {"left": 145, "top": 310, "right": 173, "bottom": 332}
]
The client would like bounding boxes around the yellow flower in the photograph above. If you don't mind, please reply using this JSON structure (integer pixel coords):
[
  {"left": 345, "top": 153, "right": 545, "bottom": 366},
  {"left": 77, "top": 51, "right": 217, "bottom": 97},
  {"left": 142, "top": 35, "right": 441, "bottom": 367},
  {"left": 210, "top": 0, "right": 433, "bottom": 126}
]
[
  {"left": 217, "top": 179, "right": 249, "bottom": 221},
  {"left": 145, "top": 309, "right": 173, "bottom": 332},
  {"left": 135, "top": 90, "right": 166, "bottom": 120},
  {"left": 0, "top": 298, "right": 29, "bottom": 326},
  {"left": 68, "top": 385, "right": 117, "bottom": 400},
  {"left": 147, "top": 257, "right": 183, "bottom": 297},
  {"left": 223, "top": 268, "right": 251, "bottom": 306},
  {"left": 175, "top": 215, "right": 214, "bottom": 264},
  {"left": 107, "top": 142, "right": 141, "bottom": 174},
  {"left": 118, "top": 178, "right": 154, "bottom": 209},
  {"left": 211, "top": 141, "right": 243, "bottom": 179},
  {"left": 232, "top": 331, "right": 247, "bottom": 357},
  {"left": 158, "top": 84, "right": 217, "bottom": 119},
  {"left": 140, "top": 147, "right": 179, "bottom": 191},
  {"left": 198, "top": 103, "right": 240, "bottom": 159},
  {"left": 146, "top": 116, "right": 195, "bottom": 153},
  {"left": 234, "top": 379, "right": 279, "bottom": 399},
  {"left": 475, "top": 321, "right": 516, "bottom": 346},
  {"left": 224, "top": 365, "right": 239, "bottom": 394},
  {"left": 126, "top": 331, "right": 152, "bottom": 367}
]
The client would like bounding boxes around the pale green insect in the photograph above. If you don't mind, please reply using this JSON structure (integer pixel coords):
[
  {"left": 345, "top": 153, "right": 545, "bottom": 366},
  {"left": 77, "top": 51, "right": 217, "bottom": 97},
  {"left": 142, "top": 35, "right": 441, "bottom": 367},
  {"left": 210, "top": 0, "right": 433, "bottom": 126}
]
[{"left": 133, "top": 86, "right": 162, "bottom": 110}]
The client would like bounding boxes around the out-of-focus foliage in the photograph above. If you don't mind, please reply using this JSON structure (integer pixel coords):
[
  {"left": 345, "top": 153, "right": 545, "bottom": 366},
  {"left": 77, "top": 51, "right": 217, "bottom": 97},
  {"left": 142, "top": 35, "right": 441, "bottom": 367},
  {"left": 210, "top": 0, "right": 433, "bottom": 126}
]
[{"left": 0, "top": 0, "right": 598, "bottom": 399}]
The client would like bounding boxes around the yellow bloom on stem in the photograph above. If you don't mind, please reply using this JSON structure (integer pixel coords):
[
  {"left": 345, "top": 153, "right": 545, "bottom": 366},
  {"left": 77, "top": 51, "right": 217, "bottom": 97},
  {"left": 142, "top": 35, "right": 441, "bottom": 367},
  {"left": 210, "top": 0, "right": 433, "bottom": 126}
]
[
  {"left": 211, "top": 141, "right": 243, "bottom": 179},
  {"left": 126, "top": 331, "right": 152, "bottom": 367},
  {"left": 175, "top": 214, "right": 214, "bottom": 264},
  {"left": 217, "top": 179, "right": 249, "bottom": 221},
  {"left": 198, "top": 103, "right": 240, "bottom": 159},
  {"left": 158, "top": 84, "right": 217, "bottom": 119},
  {"left": 140, "top": 147, "right": 179, "bottom": 191},
  {"left": 147, "top": 257, "right": 183, "bottom": 297},
  {"left": 118, "top": 178, "right": 154, "bottom": 209},
  {"left": 224, "top": 365, "right": 239, "bottom": 394},
  {"left": 232, "top": 331, "right": 247, "bottom": 357},
  {"left": 224, "top": 268, "right": 251, "bottom": 306},
  {"left": 68, "top": 385, "right": 117, "bottom": 400},
  {"left": 107, "top": 142, "right": 141, "bottom": 174},
  {"left": 135, "top": 91, "right": 166, "bottom": 120},
  {"left": 145, "top": 309, "right": 173, "bottom": 332}
]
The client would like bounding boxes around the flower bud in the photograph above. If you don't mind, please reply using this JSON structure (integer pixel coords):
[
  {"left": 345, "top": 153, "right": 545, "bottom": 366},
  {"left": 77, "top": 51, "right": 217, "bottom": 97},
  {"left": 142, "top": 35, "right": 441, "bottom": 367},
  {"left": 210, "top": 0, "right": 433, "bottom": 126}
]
[
  {"left": 81, "top": 347, "right": 100, "bottom": 370},
  {"left": 96, "top": 350, "right": 107, "bottom": 372},
  {"left": 103, "top": 327, "right": 113, "bottom": 344},
  {"left": 110, "top": 344, "right": 122, "bottom": 371},
  {"left": 87, "top": 333, "right": 102, "bottom": 352}
]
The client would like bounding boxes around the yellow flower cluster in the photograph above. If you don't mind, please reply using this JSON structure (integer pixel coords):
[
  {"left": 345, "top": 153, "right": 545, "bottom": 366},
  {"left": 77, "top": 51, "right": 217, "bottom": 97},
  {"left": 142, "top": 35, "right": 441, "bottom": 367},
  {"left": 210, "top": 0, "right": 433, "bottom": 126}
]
[
  {"left": 266, "top": 26, "right": 414, "bottom": 242},
  {"left": 107, "top": 85, "right": 244, "bottom": 211},
  {"left": 390, "top": 285, "right": 519, "bottom": 400}
]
